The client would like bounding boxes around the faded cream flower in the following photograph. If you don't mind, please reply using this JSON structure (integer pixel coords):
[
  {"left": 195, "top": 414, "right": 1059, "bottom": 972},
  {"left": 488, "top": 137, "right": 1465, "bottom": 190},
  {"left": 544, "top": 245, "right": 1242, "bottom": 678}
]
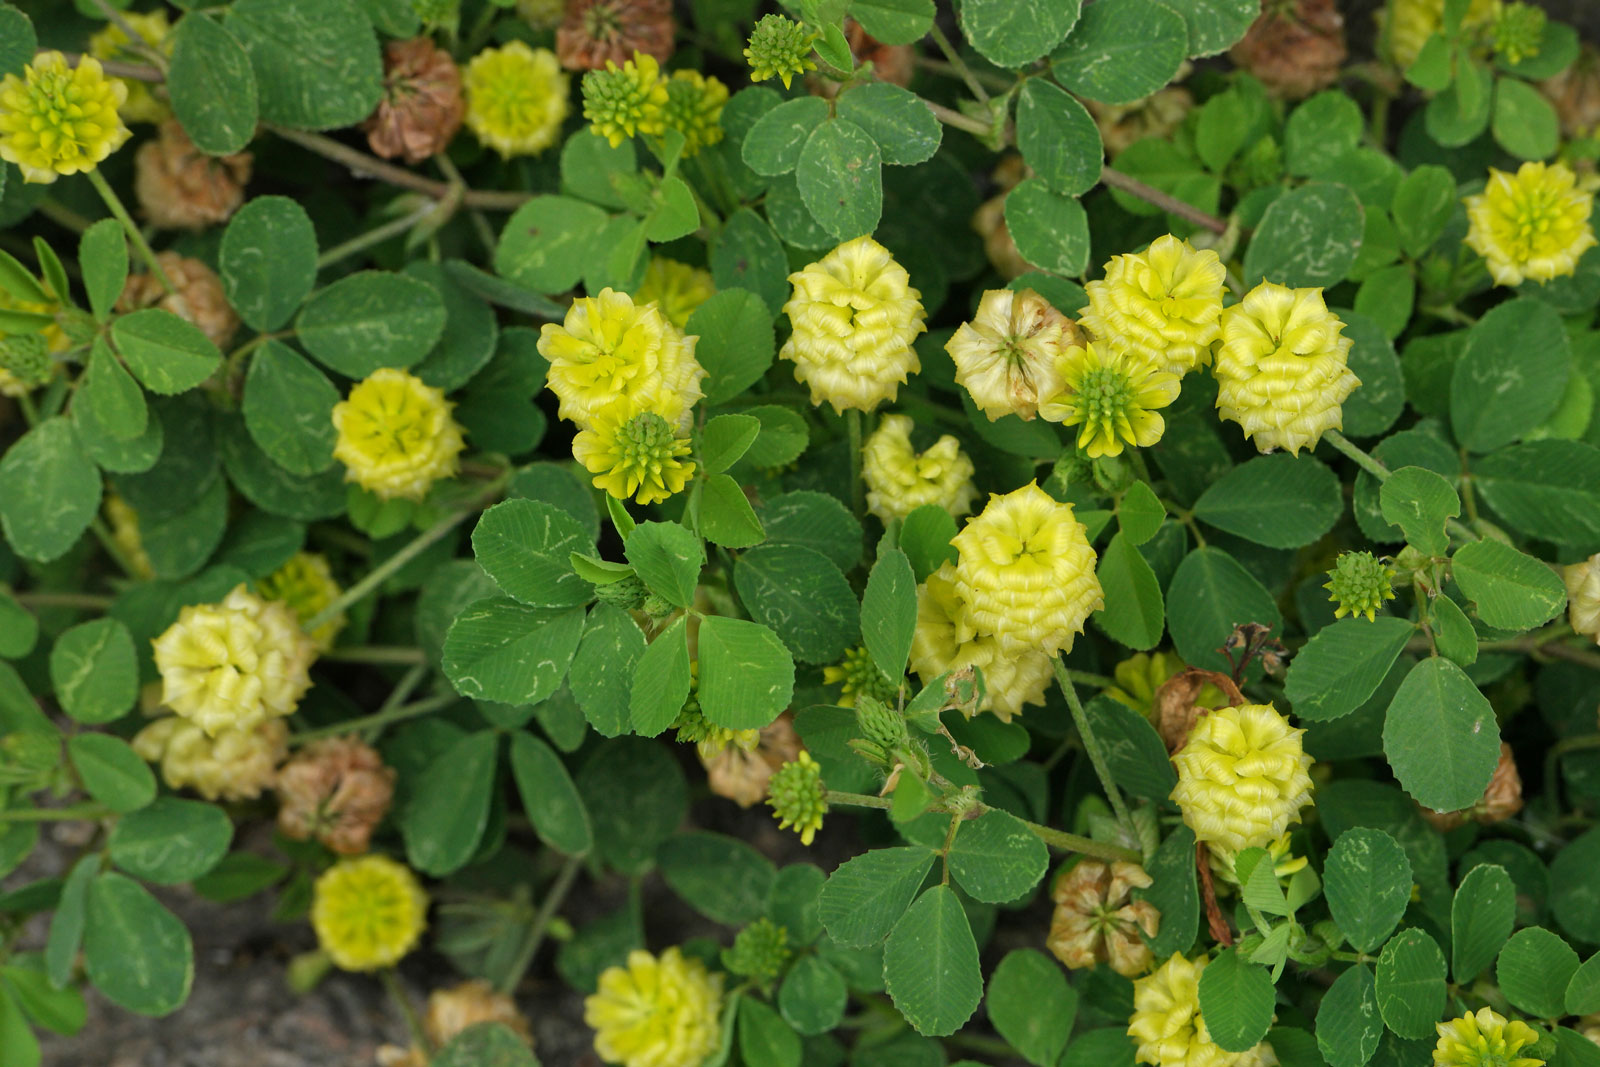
[
  {"left": 379, "top": 980, "right": 535, "bottom": 1067},
  {"left": 861, "top": 413, "right": 977, "bottom": 523},
  {"left": 1080, "top": 235, "right": 1226, "bottom": 378},
  {"left": 1129, "top": 954, "right": 1278, "bottom": 1067},
  {"left": 276, "top": 736, "right": 397, "bottom": 856},
  {"left": 1213, "top": 281, "right": 1359, "bottom": 455},
  {"left": 134, "top": 119, "right": 252, "bottom": 231},
  {"left": 331, "top": 368, "right": 466, "bottom": 502},
  {"left": 1048, "top": 860, "right": 1160, "bottom": 977},
  {"left": 1040, "top": 341, "right": 1181, "bottom": 458},
  {"left": 152, "top": 584, "right": 315, "bottom": 737},
  {"left": 1171, "top": 703, "right": 1314, "bottom": 855},
  {"left": 1565, "top": 553, "right": 1600, "bottom": 643},
  {"left": 132, "top": 715, "right": 288, "bottom": 802},
  {"left": 780, "top": 236, "right": 926, "bottom": 414},
  {"left": 701, "top": 714, "right": 801, "bottom": 808},
  {"left": 947, "top": 288, "right": 1079, "bottom": 421},
  {"left": 463, "top": 41, "right": 570, "bottom": 158},
  {"left": 585, "top": 948, "right": 723, "bottom": 1067},
  {"left": 1465, "top": 162, "right": 1598, "bottom": 287}
]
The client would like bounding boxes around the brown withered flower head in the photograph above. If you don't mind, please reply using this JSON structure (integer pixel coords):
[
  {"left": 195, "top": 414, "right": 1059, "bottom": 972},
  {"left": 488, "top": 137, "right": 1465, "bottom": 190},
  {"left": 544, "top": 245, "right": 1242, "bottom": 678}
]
[
  {"left": 810, "top": 19, "right": 914, "bottom": 99},
  {"left": 378, "top": 980, "right": 534, "bottom": 1067},
  {"left": 1420, "top": 742, "right": 1524, "bottom": 831},
  {"left": 118, "top": 253, "right": 241, "bottom": 351},
  {"left": 275, "top": 736, "right": 398, "bottom": 855},
  {"left": 134, "top": 119, "right": 251, "bottom": 231},
  {"left": 1087, "top": 86, "right": 1194, "bottom": 158},
  {"left": 1229, "top": 0, "right": 1347, "bottom": 100},
  {"left": 1047, "top": 860, "right": 1161, "bottom": 978},
  {"left": 364, "top": 37, "right": 465, "bottom": 165},
  {"left": 704, "top": 713, "right": 803, "bottom": 808},
  {"left": 557, "top": 0, "right": 675, "bottom": 71},
  {"left": 1542, "top": 44, "right": 1600, "bottom": 139}
]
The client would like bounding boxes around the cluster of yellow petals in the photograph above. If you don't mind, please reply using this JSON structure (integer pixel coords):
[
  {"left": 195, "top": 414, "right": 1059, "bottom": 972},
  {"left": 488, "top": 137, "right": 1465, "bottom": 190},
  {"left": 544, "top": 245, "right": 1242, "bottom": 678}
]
[
  {"left": 463, "top": 40, "right": 570, "bottom": 158},
  {"left": 1080, "top": 235, "right": 1227, "bottom": 377},
  {"left": 1382, "top": 0, "right": 1498, "bottom": 69},
  {"left": 151, "top": 584, "right": 315, "bottom": 737},
  {"left": 583, "top": 52, "right": 669, "bottom": 148},
  {"left": 1564, "top": 553, "right": 1600, "bottom": 644},
  {"left": 572, "top": 406, "right": 697, "bottom": 505},
  {"left": 332, "top": 368, "right": 466, "bottom": 502},
  {"left": 0, "top": 52, "right": 130, "bottom": 184},
  {"left": 312, "top": 855, "right": 429, "bottom": 972},
  {"left": 255, "top": 552, "right": 345, "bottom": 652},
  {"left": 861, "top": 413, "right": 977, "bottom": 523},
  {"left": 1041, "top": 341, "right": 1180, "bottom": 458},
  {"left": 946, "top": 287, "right": 1078, "bottom": 422},
  {"left": 1212, "top": 282, "right": 1359, "bottom": 455},
  {"left": 584, "top": 947, "right": 724, "bottom": 1067},
  {"left": 1431, "top": 1007, "right": 1544, "bottom": 1067},
  {"left": 1129, "top": 954, "right": 1279, "bottom": 1067},
  {"left": 781, "top": 236, "right": 926, "bottom": 413},
  {"left": 132, "top": 714, "right": 287, "bottom": 803},
  {"left": 88, "top": 11, "right": 171, "bottom": 124},
  {"left": 633, "top": 256, "right": 715, "bottom": 330},
  {"left": 909, "top": 484, "right": 1102, "bottom": 720},
  {"left": 1465, "top": 161, "right": 1598, "bottom": 287},
  {"left": 1170, "top": 703, "right": 1315, "bottom": 855}
]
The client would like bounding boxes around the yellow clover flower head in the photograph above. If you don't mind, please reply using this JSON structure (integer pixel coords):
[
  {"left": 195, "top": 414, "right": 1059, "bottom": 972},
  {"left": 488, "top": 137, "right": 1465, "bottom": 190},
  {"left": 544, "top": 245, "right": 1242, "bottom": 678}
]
[
  {"left": 88, "top": 11, "right": 172, "bottom": 124},
  {"left": 781, "top": 236, "right": 927, "bottom": 414},
  {"left": 767, "top": 751, "right": 828, "bottom": 845},
  {"left": 661, "top": 69, "right": 728, "bottom": 157},
  {"left": 581, "top": 51, "right": 668, "bottom": 148},
  {"left": 572, "top": 407, "right": 696, "bottom": 505},
  {"left": 0, "top": 51, "right": 130, "bottom": 184},
  {"left": 949, "top": 482, "right": 1104, "bottom": 657},
  {"left": 1080, "top": 235, "right": 1226, "bottom": 377},
  {"left": 585, "top": 947, "right": 724, "bottom": 1067},
  {"left": 1433, "top": 1007, "right": 1544, "bottom": 1067},
  {"left": 332, "top": 368, "right": 466, "bottom": 502},
  {"left": 312, "top": 855, "right": 429, "bottom": 972},
  {"left": 1465, "top": 162, "right": 1598, "bottom": 287},
  {"left": 744, "top": 14, "right": 820, "bottom": 90},
  {"left": 538, "top": 287, "right": 706, "bottom": 432},
  {"left": 103, "top": 493, "right": 154, "bottom": 580},
  {"left": 463, "top": 41, "right": 570, "bottom": 158},
  {"left": 1564, "top": 553, "right": 1600, "bottom": 643},
  {"left": 823, "top": 644, "right": 901, "bottom": 708},
  {"left": 632, "top": 256, "right": 716, "bottom": 331},
  {"left": 861, "top": 413, "right": 978, "bottom": 524},
  {"left": 946, "top": 287, "right": 1078, "bottom": 422},
  {"left": 1213, "top": 281, "right": 1359, "bottom": 455},
  {"left": 1129, "top": 954, "right": 1278, "bottom": 1067},
  {"left": 909, "top": 570, "right": 1056, "bottom": 721},
  {"left": 1171, "top": 703, "right": 1314, "bottom": 855},
  {"left": 255, "top": 552, "right": 346, "bottom": 651},
  {"left": 1040, "top": 340, "right": 1181, "bottom": 458},
  {"left": 1383, "top": 0, "right": 1498, "bottom": 68},
  {"left": 132, "top": 716, "right": 288, "bottom": 803},
  {"left": 152, "top": 584, "right": 316, "bottom": 737},
  {"left": 1105, "top": 650, "right": 1186, "bottom": 720}
]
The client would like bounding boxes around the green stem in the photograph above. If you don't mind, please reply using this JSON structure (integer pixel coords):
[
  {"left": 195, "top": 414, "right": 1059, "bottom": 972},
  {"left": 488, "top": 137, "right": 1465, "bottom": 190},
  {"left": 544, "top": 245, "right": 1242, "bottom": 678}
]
[
  {"left": 288, "top": 692, "right": 457, "bottom": 746},
  {"left": 1324, "top": 430, "right": 1479, "bottom": 543},
  {"left": 265, "top": 124, "right": 530, "bottom": 212},
  {"left": 0, "top": 803, "right": 112, "bottom": 822},
  {"left": 846, "top": 409, "right": 864, "bottom": 519},
  {"left": 434, "top": 154, "right": 496, "bottom": 254},
  {"left": 36, "top": 198, "right": 93, "bottom": 234},
  {"left": 86, "top": 168, "right": 174, "bottom": 295},
  {"left": 926, "top": 23, "right": 989, "bottom": 104},
  {"left": 823, "top": 790, "right": 1140, "bottom": 862},
  {"left": 316, "top": 202, "right": 439, "bottom": 271},
  {"left": 1053, "top": 657, "right": 1134, "bottom": 831},
  {"left": 378, "top": 967, "right": 430, "bottom": 1058},
  {"left": 318, "top": 645, "right": 428, "bottom": 666},
  {"left": 497, "top": 853, "right": 585, "bottom": 996},
  {"left": 12, "top": 591, "right": 113, "bottom": 611}
]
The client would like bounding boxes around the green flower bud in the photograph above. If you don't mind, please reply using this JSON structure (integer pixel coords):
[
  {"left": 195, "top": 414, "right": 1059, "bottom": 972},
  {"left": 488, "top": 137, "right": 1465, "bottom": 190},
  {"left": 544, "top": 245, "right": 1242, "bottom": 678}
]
[
  {"left": 743, "top": 14, "right": 819, "bottom": 90},
  {"left": 1325, "top": 551, "right": 1397, "bottom": 622},
  {"left": 0, "top": 333, "right": 53, "bottom": 389},
  {"left": 767, "top": 752, "right": 827, "bottom": 845},
  {"left": 1493, "top": 2, "right": 1546, "bottom": 64},
  {"left": 854, "top": 694, "right": 906, "bottom": 751},
  {"left": 1, "top": 731, "right": 60, "bottom": 774},
  {"left": 594, "top": 574, "right": 649, "bottom": 610},
  {"left": 721, "top": 918, "right": 790, "bottom": 981}
]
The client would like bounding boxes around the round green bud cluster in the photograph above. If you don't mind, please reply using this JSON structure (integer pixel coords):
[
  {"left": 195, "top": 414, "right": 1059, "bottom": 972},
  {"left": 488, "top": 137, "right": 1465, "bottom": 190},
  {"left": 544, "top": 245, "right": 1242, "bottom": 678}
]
[
  {"left": 743, "top": 14, "right": 820, "bottom": 90},
  {"left": 594, "top": 574, "right": 649, "bottom": 610},
  {"left": 1493, "top": 2, "right": 1546, "bottom": 64},
  {"left": 721, "top": 918, "right": 791, "bottom": 981},
  {"left": 641, "top": 593, "right": 676, "bottom": 619},
  {"left": 1324, "top": 551, "right": 1397, "bottom": 622},
  {"left": 855, "top": 694, "right": 906, "bottom": 751},
  {"left": 768, "top": 752, "right": 827, "bottom": 846},
  {"left": 0, "top": 333, "right": 52, "bottom": 389}
]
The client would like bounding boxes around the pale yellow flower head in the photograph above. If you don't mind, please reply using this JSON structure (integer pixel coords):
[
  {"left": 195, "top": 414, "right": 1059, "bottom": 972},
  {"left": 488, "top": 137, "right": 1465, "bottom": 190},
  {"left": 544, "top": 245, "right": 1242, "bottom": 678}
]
[
  {"left": 581, "top": 52, "right": 668, "bottom": 148},
  {"left": 538, "top": 287, "right": 705, "bottom": 432},
  {"left": 463, "top": 41, "right": 570, "bottom": 158},
  {"left": 572, "top": 407, "right": 696, "bottom": 505},
  {"left": 1129, "top": 954, "right": 1279, "bottom": 1067},
  {"left": 256, "top": 552, "right": 346, "bottom": 651},
  {"left": 1383, "top": 0, "right": 1497, "bottom": 69},
  {"left": 908, "top": 566, "right": 1056, "bottom": 721},
  {"left": 1564, "top": 553, "right": 1600, "bottom": 644},
  {"left": 1213, "top": 282, "right": 1359, "bottom": 455},
  {"left": 1105, "top": 651, "right": 1187, "bottom": 720},
  {"left": 1465, "top": 162, "right": 1598, "bottom": 287},
  {"left": 89, "top": 11, "right": 172, "bottom": 124},
  {"left": 585, "top": 947, "right": 724, "bottom": 1067},
  {"left": 633, "top": 257, "right": 715, "bottom": 331},
  {"left": 103, "top": 493, "right": 154, "bottom": 580},
  {"left": 0, "top": 52, "right": 130, "bottom": 183},
  {"left": 152, "top": 584, "right": 316, "bottom": 737},
  {"left": 1432, "top": 1007, "right": 1543, "bottom": 1067},
  {"left": 861, "top": 413, "right": 978, "bottom": 524},
  {"left": 1080, "top": 235, "right": 1226, "bottom": 377},
  {"left": 1171, "top": 703, "right": 1314, "bottom": 855},
  {"left": 1040, "top": 341, "right": 1181, "bottom": 458},
  {"left": 661, "top": 69, "right": 728, "bottom": 157},
  {"left": 947, "top": 288, "right": 1078, "bottom": 421},
  {"left": 781, "top": 236, "right": 927, "bottom": 414},
  {"left": 948, "top": 482, "right": 1104, "bottom": 657},
  {"left": 132, "top": 715, "right": 288, "bottom": 803},
  {"left": 312, "top": 855, "right": 429, "bottom": 972},
  {"left": 332, "top": 368, "right": 466, "bottom": 502}
]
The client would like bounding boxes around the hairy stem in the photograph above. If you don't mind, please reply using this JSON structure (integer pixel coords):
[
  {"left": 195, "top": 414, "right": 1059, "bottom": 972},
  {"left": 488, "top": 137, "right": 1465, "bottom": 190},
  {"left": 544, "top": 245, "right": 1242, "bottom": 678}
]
[
  {"left": 823, "top": 790, "right": 1140, "bottom": 862},
  {"left": 497, "top": 854, "right": 585, "bottom": 996},
  {"left": 1053, "top": 657, "right": 1134, "bottom": 832}
]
